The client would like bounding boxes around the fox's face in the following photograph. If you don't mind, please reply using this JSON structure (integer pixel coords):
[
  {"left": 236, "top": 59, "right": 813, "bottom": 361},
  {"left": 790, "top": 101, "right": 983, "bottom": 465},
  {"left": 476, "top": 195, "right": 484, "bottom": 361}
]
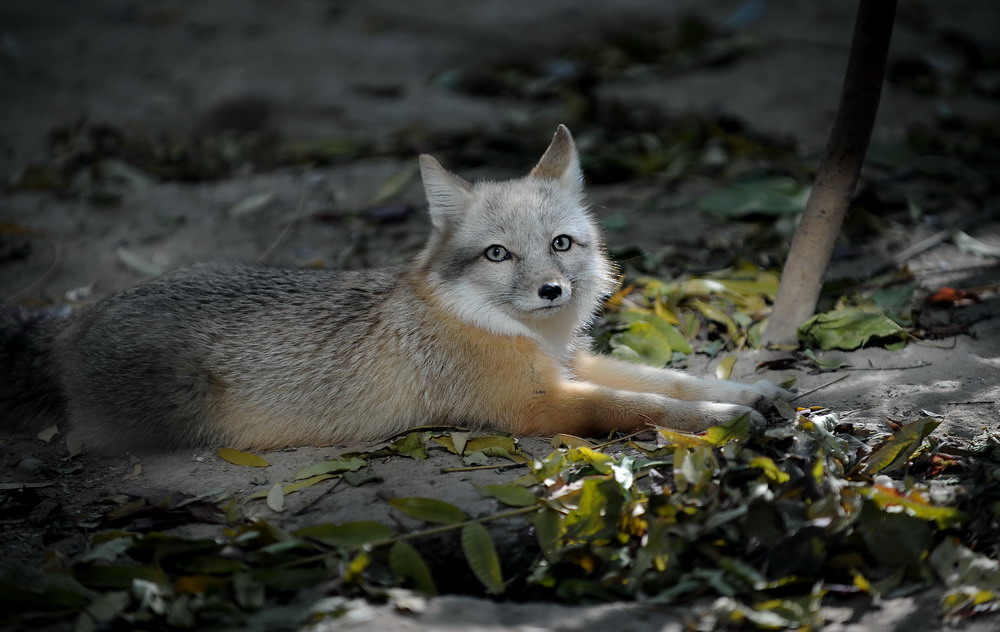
[{"left": 417, "top": 126, "right": 614, "bottom": 352}]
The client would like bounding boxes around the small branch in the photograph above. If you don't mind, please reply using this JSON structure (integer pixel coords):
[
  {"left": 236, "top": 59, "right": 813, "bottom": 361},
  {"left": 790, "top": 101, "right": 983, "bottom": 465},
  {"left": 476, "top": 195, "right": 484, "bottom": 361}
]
[
  {"left": 946, "top": 401, "right": 997, "bottom": 406},
  {"left": 275, "top": 505, "right": 539, "bottom": 569},
  {"left": 7, "top": 242, "right": 61, "bottom": 302},
  {"left": 790, "top": 374, "right": 850, "bottom": 402},
  {"left": 258, "top": 169, "right": 309, "bottom": 263},
  {"left": 592, "top": 428, "right": 654, "bottom": 451},
  {"left": 844, "top": 362, "right": 931, "bottom": 371},
  {"left": 441, "top": 462, "right": 526, "bottom": 473}
]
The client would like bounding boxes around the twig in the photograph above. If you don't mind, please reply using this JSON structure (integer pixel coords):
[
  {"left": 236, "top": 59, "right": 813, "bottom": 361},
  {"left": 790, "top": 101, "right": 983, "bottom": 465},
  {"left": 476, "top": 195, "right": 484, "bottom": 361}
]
[
  {"left": 441, "top": 462, "right": 526, "bottom": 473},
  {"left": 276, "top": 504, "right": 539, "bottom": 569},
  {"left": 592, "top": 427, "right": 654, "bottom": 451},
  {"left": 790, "top": 374, "right": 850, "bottom": 402},
  {"left": 7, "top": 242, "right": 61, "bottom": 302},
  {"left": 258, "top": 170, "right": 309, "bottom": 263},
  {"left": 291, "top": 477, "right": 344, "bottom": 516},
  {"left": 844, "top": 362, "right": 931, "bottom": 371},
  {"left": 946, "top": 401, "right": 997, "bottom": 406}
]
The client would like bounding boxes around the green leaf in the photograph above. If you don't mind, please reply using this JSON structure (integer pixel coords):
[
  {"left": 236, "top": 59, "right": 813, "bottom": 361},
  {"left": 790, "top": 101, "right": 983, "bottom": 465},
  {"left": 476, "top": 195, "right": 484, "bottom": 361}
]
[
  {"left": 610, "top": 312, "right": 692, "bottom": 366},
  {"left": 533, "top": 508, "right": 563, "bottom": 560},
  {"left": 562, "top": 478, "right": 621, "bottom": 542},
  {"left": 294, "top": 457, "right": 365, "bottom": 480},
  {"left": 857, "top": 501, "right": 933, "bottom": 569},
  {"left": 389, "top": 541, "right": 438, "bottom": 596},
  {"left": 802, "top": 348, "right": 852, "bottom": 371},
  {"left": 245, "top": 474, "right": 337, "bottom": 500},
  {"left": 863, "top": 417, "right": 941, "bottom": 475},
  {"left": 798, "top": 308, "right": 906, "bottom": 350},
  {"left": 477, "top": 483, "right": 537, "bottom": 507},
  {"left": 217, "top": 448, "right": 270, "bottom": 467},
  {"left": 387, "top": 497, "right": 468, "bottom": 524},
  {"left": 293, "top": 521, "right": 394, "bottom": 548},
  {"left": 461, "top": 523, "right": 504, "bottom": 594},
  {"left": 695, "top": 176, "right": 809, "bottom": 218},
  {"left": 702, "top": 411, "right": 752, "bottom": 446},
  {"left": 388, "top": 432, "right": 431, "bottom": 459}
]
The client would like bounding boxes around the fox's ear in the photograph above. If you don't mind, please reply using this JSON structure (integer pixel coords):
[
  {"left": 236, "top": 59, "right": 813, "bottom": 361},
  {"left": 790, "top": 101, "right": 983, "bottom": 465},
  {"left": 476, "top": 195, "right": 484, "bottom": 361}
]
[
  {"left": 530, "top": 124, "right": 583, "bottom": 188},
  {"left": 419, "top": 154, "right": 473, "bottom": 230}
]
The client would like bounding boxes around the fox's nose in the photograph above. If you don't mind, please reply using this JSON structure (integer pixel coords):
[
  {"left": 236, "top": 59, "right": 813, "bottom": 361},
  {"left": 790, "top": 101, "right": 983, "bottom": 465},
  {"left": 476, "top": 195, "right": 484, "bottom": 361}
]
[{"left": 538, "top": 283, "right": 563, "bottom": 301}]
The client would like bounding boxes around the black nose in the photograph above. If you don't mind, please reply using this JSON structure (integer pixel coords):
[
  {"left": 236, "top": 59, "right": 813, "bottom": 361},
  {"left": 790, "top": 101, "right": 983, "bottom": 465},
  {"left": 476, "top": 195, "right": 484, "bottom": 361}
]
[{"left": 538, "top": 283, "right": 562, "bottom": 301}]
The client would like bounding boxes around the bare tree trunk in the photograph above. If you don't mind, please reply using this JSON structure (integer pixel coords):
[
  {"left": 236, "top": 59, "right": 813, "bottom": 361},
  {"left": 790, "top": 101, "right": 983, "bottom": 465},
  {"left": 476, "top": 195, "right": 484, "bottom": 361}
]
[{"left": 761, "top": 0, "right": 897, "bottom": 348}]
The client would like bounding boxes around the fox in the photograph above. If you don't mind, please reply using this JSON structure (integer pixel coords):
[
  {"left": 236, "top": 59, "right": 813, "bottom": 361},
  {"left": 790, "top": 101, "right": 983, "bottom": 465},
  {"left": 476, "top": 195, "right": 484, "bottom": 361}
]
[{"left": 0, "top": 125, "right": 789, "bottom": 453}]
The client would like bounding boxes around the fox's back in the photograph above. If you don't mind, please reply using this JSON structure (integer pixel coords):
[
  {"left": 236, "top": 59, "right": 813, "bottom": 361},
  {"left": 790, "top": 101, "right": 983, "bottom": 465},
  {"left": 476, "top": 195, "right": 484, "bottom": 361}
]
[{"left": 56, "top": 262, "right": 427, "bottom": 449}]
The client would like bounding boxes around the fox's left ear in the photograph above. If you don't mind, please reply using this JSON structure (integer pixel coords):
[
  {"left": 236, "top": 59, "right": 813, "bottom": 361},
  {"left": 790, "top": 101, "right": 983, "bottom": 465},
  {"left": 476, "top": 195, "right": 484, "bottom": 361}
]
[
  {"left": 419, "top": 154, "right": 473, "bottom": 231},
  {"left": 530, "top": 124, "right": 583, "bottom": 189}
]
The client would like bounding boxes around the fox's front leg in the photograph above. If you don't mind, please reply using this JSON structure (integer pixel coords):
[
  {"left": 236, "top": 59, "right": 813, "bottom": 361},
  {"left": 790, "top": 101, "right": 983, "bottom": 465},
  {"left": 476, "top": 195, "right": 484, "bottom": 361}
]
[
  {"left": 512, "top": 380, "right": 754, "bottom": 436},
  {"left": 571, "top": 352, "right": 790, "bottom": 413}
]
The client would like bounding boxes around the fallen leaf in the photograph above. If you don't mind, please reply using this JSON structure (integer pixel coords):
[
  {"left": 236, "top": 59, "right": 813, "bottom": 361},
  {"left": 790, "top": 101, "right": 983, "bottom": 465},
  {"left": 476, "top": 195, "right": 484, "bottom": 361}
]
[
  {"left": 36, "top": 425, "right": 59, "bottom": 443},
  {"left": 266, "top": 483, "right": 284, "bottom": 512},
  {"left": 365, "top": 164, "right": 418, "bottom": 207},
  {"left": 121, "top": 463, "right": 142, "bottom": 482},
  {"left": 716, "top": 355, "right": 737, "bottom": 380},
  {"left": 217, "top": 448, "right": 270, "bottom": 467},
  {"left": 228, "top": 192, "right": 274, "bottom": 218},
  {"left": 387, "top": 497, "right": 468, "bottom": 524},
  {"left": 116, "top": 247, "right": 164, "bottom": 277},
  {"left": 294, "top": 457, "right": 365, "bottom": 480}
]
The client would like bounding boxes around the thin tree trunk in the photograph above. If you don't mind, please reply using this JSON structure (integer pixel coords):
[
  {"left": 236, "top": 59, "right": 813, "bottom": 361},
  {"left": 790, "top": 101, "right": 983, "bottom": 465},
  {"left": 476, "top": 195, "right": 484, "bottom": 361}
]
[{"left": 762, "top": 0, "right": 897, "bottom": 348}]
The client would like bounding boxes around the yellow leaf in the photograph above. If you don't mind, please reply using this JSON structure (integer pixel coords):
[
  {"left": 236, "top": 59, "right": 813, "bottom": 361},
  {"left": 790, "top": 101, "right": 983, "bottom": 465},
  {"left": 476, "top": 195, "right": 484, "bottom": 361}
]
[
  {"left": 245, "top": 474, "right": 336, "bottom": 500},
  {"left": 551, "top": 434, "right": 593, "bottom": 449},
  {"left": 653, "top": 299, "right": 680, "bottom": 325},
  {"left": 716, "top": 355, "right": 737, "bottom": 380},
  {"left": 749, "top": 456, "right": 790, "bottom": 483},
  {"left": 218, "top": 448, "right": 270, "bottom": 467},
  {"left": 656, "top": 428, "right": 711, "bottom": 448},
  {"left": 122, "top": 463, "right": 143, "bottom": 482}
]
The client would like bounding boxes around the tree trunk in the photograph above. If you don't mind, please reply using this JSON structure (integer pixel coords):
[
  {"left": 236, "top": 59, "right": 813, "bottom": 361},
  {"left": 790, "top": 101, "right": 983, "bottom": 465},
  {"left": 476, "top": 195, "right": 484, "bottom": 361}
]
[{"left": 761, "top": 0, "right": 897, "bottom": 348}]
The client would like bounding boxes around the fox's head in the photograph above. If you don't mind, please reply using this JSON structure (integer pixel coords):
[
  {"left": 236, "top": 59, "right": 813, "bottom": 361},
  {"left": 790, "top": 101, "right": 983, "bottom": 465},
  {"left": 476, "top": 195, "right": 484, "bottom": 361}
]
[{"left": 416, "top": 125, "right": 615, "bottom": 354}]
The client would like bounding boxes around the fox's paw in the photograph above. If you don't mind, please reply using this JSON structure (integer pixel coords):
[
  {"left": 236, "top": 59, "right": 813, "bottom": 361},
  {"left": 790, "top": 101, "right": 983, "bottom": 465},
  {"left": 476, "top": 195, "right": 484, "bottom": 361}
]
[
  {"left": 712, "top": 379, "right": 792, "bottom": 412},
  {"left": 662, "top": 400, "right": 765, "bottom": 433}
]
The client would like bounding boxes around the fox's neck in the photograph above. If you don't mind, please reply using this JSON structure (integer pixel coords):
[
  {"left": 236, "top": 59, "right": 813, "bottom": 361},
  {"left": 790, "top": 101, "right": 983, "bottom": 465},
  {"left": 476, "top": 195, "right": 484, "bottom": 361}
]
[
  {"left": 518, "top": 308, "right": 585, "bottom": 364},
  {"left": 412, "top": 268, "right": 584, "bottom": 364}
]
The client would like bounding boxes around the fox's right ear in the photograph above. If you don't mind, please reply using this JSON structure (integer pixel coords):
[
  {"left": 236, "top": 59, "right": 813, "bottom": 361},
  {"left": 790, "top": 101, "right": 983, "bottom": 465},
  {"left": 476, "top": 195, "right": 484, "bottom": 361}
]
[{"left": 419, "top": 155, "right": 473, "bottom": 230}]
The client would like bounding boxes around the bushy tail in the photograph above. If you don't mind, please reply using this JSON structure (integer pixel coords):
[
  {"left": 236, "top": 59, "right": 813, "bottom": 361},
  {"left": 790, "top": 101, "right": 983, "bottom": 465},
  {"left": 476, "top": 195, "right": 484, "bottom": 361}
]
[{"left": 0, "top": 304, "right": 68, "bottom": 432}]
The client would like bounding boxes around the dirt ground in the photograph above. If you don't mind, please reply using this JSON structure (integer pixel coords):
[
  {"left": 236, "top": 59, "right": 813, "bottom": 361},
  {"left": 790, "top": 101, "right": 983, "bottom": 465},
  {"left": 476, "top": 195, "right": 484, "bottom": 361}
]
[{"left": 2, "top": 0, "right": 999, "bottom": 630}]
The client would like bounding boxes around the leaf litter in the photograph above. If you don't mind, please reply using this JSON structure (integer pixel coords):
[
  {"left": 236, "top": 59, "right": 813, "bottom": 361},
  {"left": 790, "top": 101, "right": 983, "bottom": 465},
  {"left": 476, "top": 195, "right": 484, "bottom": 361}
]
[{"left": 5, "top": 413, "right": 1000, "bottom": 630}]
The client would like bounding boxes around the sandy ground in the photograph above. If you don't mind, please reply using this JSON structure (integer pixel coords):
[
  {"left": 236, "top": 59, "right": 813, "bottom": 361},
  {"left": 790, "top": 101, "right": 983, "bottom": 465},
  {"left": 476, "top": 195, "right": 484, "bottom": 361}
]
[{"left": 2, "top": 0, "right": 999, "bottom": 629}]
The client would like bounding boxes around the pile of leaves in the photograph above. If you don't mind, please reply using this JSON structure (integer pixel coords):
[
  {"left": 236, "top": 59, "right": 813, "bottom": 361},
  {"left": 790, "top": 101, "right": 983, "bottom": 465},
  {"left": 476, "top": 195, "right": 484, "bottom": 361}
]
[
  {"left": 4, "top": 410, "right": 1000, "bottom": 630},
  {"left": 433, "top": 13, "right": 762, "bottom": 101},
  {"left": 8, "top": 121, "right": 378, "bottom": 204},
  {"left": 595, "top": 259, "right": 924, "bottom": 366}
]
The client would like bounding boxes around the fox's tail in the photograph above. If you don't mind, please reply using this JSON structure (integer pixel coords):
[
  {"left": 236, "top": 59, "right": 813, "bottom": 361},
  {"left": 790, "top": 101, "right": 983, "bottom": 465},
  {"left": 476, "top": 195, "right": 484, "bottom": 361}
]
[{"left": 0, "top": 304, "right": 68, "bottom": 433}]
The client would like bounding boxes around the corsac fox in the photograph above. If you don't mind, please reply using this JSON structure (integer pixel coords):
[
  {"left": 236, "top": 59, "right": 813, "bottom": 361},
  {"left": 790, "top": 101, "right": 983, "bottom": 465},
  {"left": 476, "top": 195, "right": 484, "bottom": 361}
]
[{"left": 0, "top": 125, "right": 788, "bottom": 453}]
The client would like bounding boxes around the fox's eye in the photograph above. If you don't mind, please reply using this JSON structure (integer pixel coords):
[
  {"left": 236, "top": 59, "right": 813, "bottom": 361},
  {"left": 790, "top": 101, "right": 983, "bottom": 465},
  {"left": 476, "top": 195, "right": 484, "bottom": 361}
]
[
  {"left": 552, "top": 235, "right": 573, "bottom": 252},
  {"left": 484, "top": 245, "right": 510, "bottom": 262}
]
